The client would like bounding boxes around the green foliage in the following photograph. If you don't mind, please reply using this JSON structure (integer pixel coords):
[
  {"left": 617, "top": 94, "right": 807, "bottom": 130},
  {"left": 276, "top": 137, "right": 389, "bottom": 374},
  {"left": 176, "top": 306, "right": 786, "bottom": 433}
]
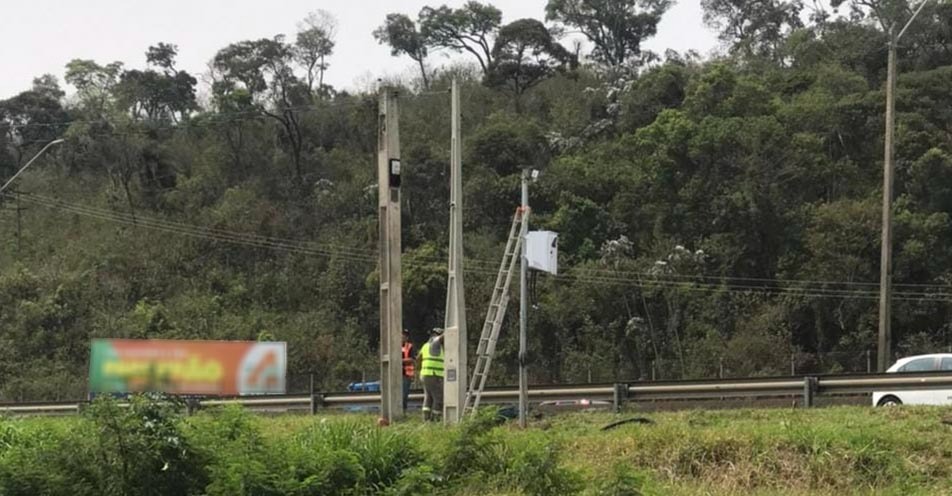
[
  {"left": 497, "top": 434, "right": 583, "bottom": 495},
  {"left": 441, "top": 408, "right": 582, "bottom": 495},
  {"left": 5, "top": 3, "right": 952, "bottom": 400},
  {"left": 419, "top": 1, "right": 502, "bottom": 74},
  {"left": 588, "top": 463, "right": 655, "bottom": 496},
  {"left": 0, "top": 394, "right": 207, "bottom": 496},
  {"left": 3, "top": 407, "right": 949, "bottom": 495},
  {"left": 487, "top": 18, "right": 576, "bottom": 105},
  {"left": 374, "top": 14, "right": 431, "bottom": 88},
  {"left": 441, "top": 408, "right": 506, "bottom": 479},
  {"left": 701, "top": 0, "right": 804, "bottom": 61},
  {"left": 86, "top": 394, "right": 208, "bottom": 496},
  {"left": 468, "top": 111, "right": 547, "bottom": 175},
  {"left": 545, "top": 0, "right": 672, "bottom": 69}
]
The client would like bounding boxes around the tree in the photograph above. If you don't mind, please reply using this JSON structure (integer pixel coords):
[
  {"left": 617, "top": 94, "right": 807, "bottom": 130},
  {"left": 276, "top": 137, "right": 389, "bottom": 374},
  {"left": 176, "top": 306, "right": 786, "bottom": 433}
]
[
  {"left": 294, "top": 10, "right": 337, "bottom": 99},
  {"left": 545, "top": 0, "right": 672, "bottom": 69},
  {"left": 64, "top": 59, "right": 123, "bottom": 117},
  {"left": 419, "top": 1, "right": 502, "bottom": 74},
  {"left": 374, "top": 13, "right": 432, "bottom": 89},
  {"left": 31, "top": 74, "right": 65, "bottom": 100},
  {"left": 486, "top": 19, "right": 576, "bottom": 109},
  {"left": 468, "top": 112, "right": 548, "bottom": 175},
  {"left": 831, "top": 0, "right": 911, "bottom": 32},
  {"left": 701, "top": 0, "right": 805, "bottom": 61},
  {"left": 114, "top": 44, "right": 197, "bottom": 123},
  {"left": 0, "top": 76, "right": 70, "bottom": 167},
  {"left": 146, "top": 42, "right": 179, "bottom": 74},
  {"left": 213, "top": 37, "right": 309, "bottom": 179}
]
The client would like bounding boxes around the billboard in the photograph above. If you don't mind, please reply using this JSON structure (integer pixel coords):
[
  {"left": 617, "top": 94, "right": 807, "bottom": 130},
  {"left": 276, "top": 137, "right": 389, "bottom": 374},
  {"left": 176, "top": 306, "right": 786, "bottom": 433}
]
[{"left": 89, "top": 339, "right": 287, "bottom": 396}]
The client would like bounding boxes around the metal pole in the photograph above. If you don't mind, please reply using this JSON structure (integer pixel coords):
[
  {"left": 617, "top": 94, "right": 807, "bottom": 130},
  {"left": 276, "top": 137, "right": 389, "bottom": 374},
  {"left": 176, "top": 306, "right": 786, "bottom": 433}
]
[
  {"left": 443, "top": 79, "right": 467, "bottom": 425},
  {"left": 519, "top": 168, "right": 529, "bottom": 428},
  {"left": 0, "top": 139, "right": 64, "bottom": 195},
  {"left": 378, "top": 87, "right": 404, "bottom": 422},
  {"left": 878, "top": 27, "right": 897, "bottom": 372}
]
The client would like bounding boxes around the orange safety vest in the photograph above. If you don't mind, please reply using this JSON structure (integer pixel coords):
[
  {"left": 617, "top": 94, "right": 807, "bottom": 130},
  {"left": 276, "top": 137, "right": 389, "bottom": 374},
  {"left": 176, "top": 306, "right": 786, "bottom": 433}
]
[{"left": 402, "top": 342, "right": 415, "bottom": 378}]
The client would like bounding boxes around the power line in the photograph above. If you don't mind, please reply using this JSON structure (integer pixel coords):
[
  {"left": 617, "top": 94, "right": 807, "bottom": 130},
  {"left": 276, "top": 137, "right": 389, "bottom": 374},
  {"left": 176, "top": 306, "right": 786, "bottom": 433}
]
[
  {"left": 554, "top": 270, "right": 952, "bottom": 303},
  {"left": 4, "top": 89, "right": 455, "bottom": 133},
  {"left": 568, "top": 264, "right": 952, "bottom": 292},
  {"left": 5, "top": 192, "right": 502, "bottom": 277},
  {"left": 10, "top": 191, "right": 952, "bottom": 304},
  {"left": 5, "top": 190, "right": 943, "bottom": 299},
  {"left": 16, "top": 191, "right": 503, "bottom": 271}
]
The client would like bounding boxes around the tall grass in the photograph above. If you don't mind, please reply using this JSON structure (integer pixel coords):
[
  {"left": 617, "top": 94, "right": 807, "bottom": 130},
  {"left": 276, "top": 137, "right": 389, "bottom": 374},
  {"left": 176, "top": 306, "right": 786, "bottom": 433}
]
[{"left": 0, "top": 400, "right": 949, "bottom": 495}]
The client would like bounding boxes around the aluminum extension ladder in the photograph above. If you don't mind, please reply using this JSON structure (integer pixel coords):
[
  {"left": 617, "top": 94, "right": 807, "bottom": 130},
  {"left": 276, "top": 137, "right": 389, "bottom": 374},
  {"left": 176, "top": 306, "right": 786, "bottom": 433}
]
[{"left": 462, "top": 206, "right": 529, "bottom": 417}]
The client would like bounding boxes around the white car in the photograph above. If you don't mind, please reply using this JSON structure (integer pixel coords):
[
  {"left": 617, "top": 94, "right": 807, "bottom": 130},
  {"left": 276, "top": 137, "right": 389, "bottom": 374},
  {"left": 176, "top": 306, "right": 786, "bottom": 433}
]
[{"left": 872, "top": 353, "right": 952, "bottom": 406}]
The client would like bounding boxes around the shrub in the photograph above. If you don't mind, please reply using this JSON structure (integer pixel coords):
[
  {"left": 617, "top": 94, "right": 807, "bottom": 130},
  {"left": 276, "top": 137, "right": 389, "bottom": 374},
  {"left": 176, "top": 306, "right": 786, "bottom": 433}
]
[
  {"left": 588, "top": 463, "right": 655, "bottom": 496},
  {"left": 441, "top": 407, "right": 507, "bottom": 479},
  {"left": 85, "top": 394, "right": 209, "bottom": 496},
  {"left": 0, "top": 394, "right": 208, "bottom": 496},
  {"left": 299, "top": 419, "right": 422, "bottom": 491},
  {"left": 193, "top": 410, "right": 423, "bottom": 495},
  {"left": 440, "top": 408, "right": 581, "bottom": 495},
  {"left": 498, "top": 434, "right": 582, "bottom": 496}
]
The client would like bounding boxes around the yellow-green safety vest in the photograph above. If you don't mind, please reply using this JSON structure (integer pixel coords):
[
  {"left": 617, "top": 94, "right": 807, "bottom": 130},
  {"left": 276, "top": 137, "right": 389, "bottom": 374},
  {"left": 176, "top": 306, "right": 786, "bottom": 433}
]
[{"left": 419, "top": 340, "right": 444, "bottom": 378}]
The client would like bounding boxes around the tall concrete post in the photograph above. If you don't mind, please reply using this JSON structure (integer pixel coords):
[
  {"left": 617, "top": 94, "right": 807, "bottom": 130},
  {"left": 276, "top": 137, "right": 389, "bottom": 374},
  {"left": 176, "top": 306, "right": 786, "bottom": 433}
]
[
  {"left": 519, "top": 169, "right": 529, "bottom": 428},
  {"left": 378, "top": 87, "right": 404, "bottom": 421},
  {"left": 876, "top": 0, "right": 934, "bottom": 372},
  {"left": 444, "top": 79, "right": 468, "bottom": 424},
  {"left": 878, "top": 31, "right": 896, "bottom": 372}
]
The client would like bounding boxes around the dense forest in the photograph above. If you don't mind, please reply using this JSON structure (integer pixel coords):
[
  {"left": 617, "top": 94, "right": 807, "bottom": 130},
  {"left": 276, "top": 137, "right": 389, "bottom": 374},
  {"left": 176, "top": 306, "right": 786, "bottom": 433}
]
[{"left": 2, "top": 0, "right": 952, "bottom": 400}]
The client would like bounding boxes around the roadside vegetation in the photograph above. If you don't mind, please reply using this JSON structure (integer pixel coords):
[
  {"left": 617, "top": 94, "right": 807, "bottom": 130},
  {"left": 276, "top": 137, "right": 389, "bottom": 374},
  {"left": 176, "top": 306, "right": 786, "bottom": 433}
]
[
  {"left": 0, "top": 396, "right": 950, "bottom": 495},
  {"left": 3, "top": 0, "right": 952, "bottom": 401}
]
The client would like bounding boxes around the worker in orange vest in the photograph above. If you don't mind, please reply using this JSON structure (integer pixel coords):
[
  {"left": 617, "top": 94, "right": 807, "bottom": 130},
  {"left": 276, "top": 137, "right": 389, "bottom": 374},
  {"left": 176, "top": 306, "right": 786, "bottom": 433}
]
[{"left": 401, "top": 329, "right": 414, "bottom": 413}]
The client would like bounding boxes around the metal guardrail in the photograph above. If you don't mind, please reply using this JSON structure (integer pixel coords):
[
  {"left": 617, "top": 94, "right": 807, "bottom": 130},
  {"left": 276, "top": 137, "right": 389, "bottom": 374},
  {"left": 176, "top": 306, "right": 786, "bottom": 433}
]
[{"left": 3, "top": 371, "right": 952, "bottom": 416}]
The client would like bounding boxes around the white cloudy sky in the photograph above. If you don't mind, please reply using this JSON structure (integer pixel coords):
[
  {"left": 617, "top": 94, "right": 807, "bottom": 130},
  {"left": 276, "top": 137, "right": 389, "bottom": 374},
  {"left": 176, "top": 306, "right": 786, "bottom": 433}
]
[{"left": 0, "top": 0, "right": 721, "bottom": 99}]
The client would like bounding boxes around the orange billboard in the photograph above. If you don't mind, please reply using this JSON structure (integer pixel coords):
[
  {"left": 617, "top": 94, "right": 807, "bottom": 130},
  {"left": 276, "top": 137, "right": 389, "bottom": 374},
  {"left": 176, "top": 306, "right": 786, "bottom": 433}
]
[{"left": 89, "top": 339, "right": 287, "bottom": 396}]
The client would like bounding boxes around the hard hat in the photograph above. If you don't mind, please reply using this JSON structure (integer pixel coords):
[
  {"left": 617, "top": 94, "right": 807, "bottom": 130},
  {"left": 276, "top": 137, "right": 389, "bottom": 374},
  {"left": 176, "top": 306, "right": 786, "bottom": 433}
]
[{"left": 429, "top": 327, "right": 443, "bottom": 335}]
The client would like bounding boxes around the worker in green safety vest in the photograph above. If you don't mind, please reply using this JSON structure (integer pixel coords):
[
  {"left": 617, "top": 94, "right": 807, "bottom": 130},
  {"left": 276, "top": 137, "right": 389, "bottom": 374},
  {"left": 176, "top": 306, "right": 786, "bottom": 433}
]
[{"left": 417, "top": 327, "right": 444, "bottom": 421}]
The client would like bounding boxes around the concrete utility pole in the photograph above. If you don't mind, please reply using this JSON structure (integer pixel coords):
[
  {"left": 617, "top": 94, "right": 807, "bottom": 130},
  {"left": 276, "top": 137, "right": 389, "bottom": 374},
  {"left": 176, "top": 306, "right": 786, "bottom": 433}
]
[
  {"left": 378, "top": 87, "right": 404, "bottom": 422},
  {"left": 878, "top": 0, "right": 933, "bottom": 372},
  {"left": 878, "top": 25, "right": 897, "bottom": 373},
  {"left": 443, "top": 79, "right": 468, "bottom": 425},
  {"left": 519, "top": 168, "right": 529, "bottom": 428}
]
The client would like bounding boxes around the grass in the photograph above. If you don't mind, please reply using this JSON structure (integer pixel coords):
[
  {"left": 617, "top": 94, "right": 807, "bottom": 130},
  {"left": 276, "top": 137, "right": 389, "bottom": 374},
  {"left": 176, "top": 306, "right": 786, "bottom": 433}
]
[
  {"left": 386, "top": 406, "right": 952, "bottom": 495},
  {"left": 4, "top": 405, "right": 952, "bottom": 495}
]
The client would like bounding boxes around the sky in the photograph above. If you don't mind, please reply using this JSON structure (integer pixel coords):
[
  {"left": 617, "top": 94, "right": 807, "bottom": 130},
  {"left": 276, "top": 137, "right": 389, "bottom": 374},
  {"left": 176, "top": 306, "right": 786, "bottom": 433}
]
[{"left": 0, "top": 0, "right": 720, "bottom": 100}]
